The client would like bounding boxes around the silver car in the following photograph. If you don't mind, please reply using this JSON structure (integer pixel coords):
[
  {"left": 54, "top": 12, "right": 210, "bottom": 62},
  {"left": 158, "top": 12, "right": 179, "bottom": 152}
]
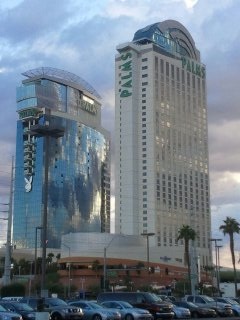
[
  {"left": 172, "top": 305, "right": 191, "bottom": 319},
  {"left": 69, "top": 301, "right": 121, "bottom": 320},
  {"left": 101, "top": 301, "right": 153, "bottom": 320}
]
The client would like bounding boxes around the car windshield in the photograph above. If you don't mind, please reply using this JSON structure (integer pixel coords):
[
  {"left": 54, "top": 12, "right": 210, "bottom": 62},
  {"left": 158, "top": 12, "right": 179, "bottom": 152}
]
[
  {"left": 203, "top": 296, "right": 215, "bottom": 302},
  {"left": 119, "top": 302, "right": 133, "bottom": 308},
  {"left": 88, "top": 302, "right": 102, "bottom": 309},
  {"left": 48, "top": 299, "right": 68, "bottom": 306},
  {"left": 224, "top": 298, "right": 238, "bottom": 305},
  {"left": 0, "top": 305, "right": 8, "bottom": 312},
  {"left": 150, "top": 293, "right": 163, "bottom": 302},
  {"left": 14, "top": 303, "right": 34, "bottom": 311},
  {"left": 186, "top": 302, "right": 197, "bottom": 307}
]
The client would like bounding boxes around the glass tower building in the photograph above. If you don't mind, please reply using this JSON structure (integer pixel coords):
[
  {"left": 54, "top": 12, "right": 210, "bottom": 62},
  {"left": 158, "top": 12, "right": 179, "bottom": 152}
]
[
  {"left": 115, "top": 20, "right": 211, "bottom": 267},
  {"left": 13, "top": 67, "right": 110, "bottom": 249}
]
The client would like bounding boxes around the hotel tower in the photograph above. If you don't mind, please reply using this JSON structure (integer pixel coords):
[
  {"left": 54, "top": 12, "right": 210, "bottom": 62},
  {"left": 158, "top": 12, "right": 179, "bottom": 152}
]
[
  {"left": 13, "top": 67, "right": 110, "bottom": 249},
  {"left": 115, "top": 20, "right": 211, "bottom": 266}
]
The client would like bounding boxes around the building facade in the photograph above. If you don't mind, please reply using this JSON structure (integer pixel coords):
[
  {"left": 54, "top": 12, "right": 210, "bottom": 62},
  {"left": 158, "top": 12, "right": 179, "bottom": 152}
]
[
  {"left": 115, "top": 20, "right": 211, "bottom": 267},
  {"left": 13, "top": 67, "right": 110, "bottom": 249}
]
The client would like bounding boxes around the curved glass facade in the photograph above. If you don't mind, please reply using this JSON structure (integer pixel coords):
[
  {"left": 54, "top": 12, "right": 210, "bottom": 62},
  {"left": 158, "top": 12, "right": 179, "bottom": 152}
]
[
  {"left": 133, "top": 20, "right": 200, "bottom": 61},
  {"left": 13, "top": 69, "right": 110, "bottom": 249}
]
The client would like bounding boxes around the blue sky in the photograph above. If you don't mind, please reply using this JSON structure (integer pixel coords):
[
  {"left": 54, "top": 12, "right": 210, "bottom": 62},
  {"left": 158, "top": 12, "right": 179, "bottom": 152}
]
[{"left": 0, "top": 0, "right": 240, "bottom": 267}]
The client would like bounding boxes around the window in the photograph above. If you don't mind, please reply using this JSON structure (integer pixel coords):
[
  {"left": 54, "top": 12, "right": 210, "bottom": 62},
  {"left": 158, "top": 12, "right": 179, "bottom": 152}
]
[{"left": 166, "top": 62, "right": 169, "bottom": 76}]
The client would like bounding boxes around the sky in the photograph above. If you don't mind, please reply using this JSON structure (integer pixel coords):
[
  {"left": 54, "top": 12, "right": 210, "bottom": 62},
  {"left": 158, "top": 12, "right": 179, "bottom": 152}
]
[{"left": 0, "top": 0, "right": 240, "bottom": 268}]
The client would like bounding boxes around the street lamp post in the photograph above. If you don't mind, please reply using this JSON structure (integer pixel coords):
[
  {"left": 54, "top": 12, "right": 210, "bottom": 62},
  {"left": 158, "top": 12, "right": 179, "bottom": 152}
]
[
  {"left": 0, "top": 209, "right": 10, "bottom": 285},
  {"left": 30, "top": 112, "right": 64, "bottom": 296},
  {"left": 103, "top": 234, "right": 125, "bottom": 292},
  {"left": 62, "top": 243, "right": 71, "bottom": 298},
  {"left": 216, "top": 245, "right": 223, "bottom": 294},
  {"left": 210, "top": 238, "right": 222, "bottom": 295},
  {"left": 34, "top": 226, "right": 43, "bottom": 278},
  {"left": 141, "top": 232, "right": 155, "bottom": 288},
  {"left": 28, "top": 261, "right": 33, "bottom": 296},
  {"left": 1, "top": 157, "right": 14, "bottom": 286}
]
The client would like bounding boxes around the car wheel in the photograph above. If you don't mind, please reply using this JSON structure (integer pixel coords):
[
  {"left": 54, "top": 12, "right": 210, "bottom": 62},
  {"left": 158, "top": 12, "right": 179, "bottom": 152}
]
[
  {"left": 125, "top": 314, "right": 134, "bottom": 320},
  {"left": 92, "top": 314, "right": 102, "bottom": 320},
  {"left": 191, "top": 312, "right": 198, "bottom": 318},
  {"left": 51, "top": 313, "right": 63, "bottom": 320},
  {"left": 233, "top": 310, "right": 239, "bottom": 317}
]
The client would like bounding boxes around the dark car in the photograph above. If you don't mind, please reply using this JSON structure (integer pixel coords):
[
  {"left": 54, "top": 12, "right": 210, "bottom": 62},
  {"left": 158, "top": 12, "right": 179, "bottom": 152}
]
[
  {"left": 213, "top": 297, "right": 240, "bottom": 316},
  {"left": 20, "top": 297, "right": 83, "bottom": 320},
  {"left": 175, "top": 301, "right": 217, "bottom": 318},
  {"left": 182, "top": 295, "right": 233, "bottom": 317},
  {"left": 0, "top": 304, "right": 23, "bottom": 320},
  {"left": 0, "top": 301, "right": 37, "bottom": 320},
  {"left": 97, "top": 292, "right": 174, "bottom": 319}
]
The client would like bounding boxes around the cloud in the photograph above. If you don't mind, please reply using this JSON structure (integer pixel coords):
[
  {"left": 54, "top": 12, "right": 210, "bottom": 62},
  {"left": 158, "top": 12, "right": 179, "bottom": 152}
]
[{"left": 184, "top": 0, "right": 199, "bottom": 9}]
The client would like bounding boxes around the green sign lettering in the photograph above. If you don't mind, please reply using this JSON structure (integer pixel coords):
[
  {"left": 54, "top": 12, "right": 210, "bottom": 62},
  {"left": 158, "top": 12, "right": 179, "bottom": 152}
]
[
  {"left": 80, "top": 100, "right": 97, "bottom": 115},
  {"left": 120, "top": 51, "right": 133, "bottom": 98},
  {"left": 19, "top": 108, "right": 43, "bottom": 120},
  {"left": 181, "top": 56, "right": 205, "bottom": 79},
  {"left": 121, "top": 52, "right": 132, "bottom": 60},
  {"left": 120, "top": 90, "right": 132, "bottom": 98}
]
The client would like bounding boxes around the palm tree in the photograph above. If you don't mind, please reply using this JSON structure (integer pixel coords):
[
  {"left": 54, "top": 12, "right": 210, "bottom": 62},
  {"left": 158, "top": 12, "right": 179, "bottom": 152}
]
[
  {"left": 47, "top": 252, "right": 55, "bottom": 264},
  {"left": 177, "top": 225, "right": 196, "bottom": 284},
  {"left": 92, "top": 259, "right": 101, "bottom": 278},
  {"left": 219, "top": 217, "right": 240, "bottom": 296}
]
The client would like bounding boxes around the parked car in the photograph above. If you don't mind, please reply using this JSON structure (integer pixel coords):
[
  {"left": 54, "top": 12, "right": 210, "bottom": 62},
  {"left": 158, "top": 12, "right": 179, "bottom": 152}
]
[
  {"left": 230, "top": 297, "right": 240, "bottom": 304},
  {"left": 157, "top": 297, "right": 176, "bottom": 304},
  {"left": 182, "top": 295, "right": 233, "bottom": 317},
  {"left": 1, "top": 298, "right": 23, "bottom": 302},
  {"left": 97, "top": 292, "right": 174, "bottom": 319},
  {"left": 101, "top": 300, "right": 153, "bottom": 320},
  {"left": 20, "top": 297, "right": 83, "bottom": 320},
  {"left": 171, "top": 305, "right": 190, "bottom": 319},
  {"left": 213, "top": 297, "right": 240, "bottom": 316},
  {"left": 174, "top": 301, "right": 217, "bottom": 318},
  {"left": 0, "top": 301, "right": 37, "bottom": 320},
  {"left": 0, "top": 304, "right": 23, "bottom": 320},
  {"left": 69, "top": 300, "right": 121, "bottom": 320}
]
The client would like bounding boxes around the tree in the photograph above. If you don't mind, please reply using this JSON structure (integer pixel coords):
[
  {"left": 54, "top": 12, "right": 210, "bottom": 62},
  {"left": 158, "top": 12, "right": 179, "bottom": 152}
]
[
  {"left": 92, "top": 259, "right": 101, "bottom": 278},
  {"left": 56, "top": 253, "right": 61, "bottom": 260},
  {"left": 47, "top": 252, "right": 55, "bottom": 264},
  {"left": 219, "top": 216, "right": 240, "bottom": 297},
  {"left": 1, "top": 283, "right": 25, "bottom": 297},
  {"left": 177, "top": 225, "right": 196, "bottom": 285}
]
